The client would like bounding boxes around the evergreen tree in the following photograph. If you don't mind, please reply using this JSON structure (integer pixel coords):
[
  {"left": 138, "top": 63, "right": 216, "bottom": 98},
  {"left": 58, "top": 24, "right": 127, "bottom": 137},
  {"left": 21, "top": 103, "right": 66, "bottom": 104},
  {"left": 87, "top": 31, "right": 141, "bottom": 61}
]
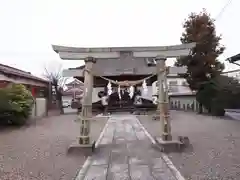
[{"left": 175, "top": 9, "right": 225, "bottom": 90}]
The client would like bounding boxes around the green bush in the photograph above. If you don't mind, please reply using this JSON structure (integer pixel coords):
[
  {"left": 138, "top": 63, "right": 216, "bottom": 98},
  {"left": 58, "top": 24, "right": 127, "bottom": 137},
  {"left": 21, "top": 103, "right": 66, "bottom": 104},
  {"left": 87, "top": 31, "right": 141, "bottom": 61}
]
[
  {"left": 196, "top": 76, "right": 240, "bottom": 116},
  {"left": 196, "top": 82, "right": 217, "bottom": 113},
  {"left": 0, "top": 84, "right": 34, "bottom": 126}
]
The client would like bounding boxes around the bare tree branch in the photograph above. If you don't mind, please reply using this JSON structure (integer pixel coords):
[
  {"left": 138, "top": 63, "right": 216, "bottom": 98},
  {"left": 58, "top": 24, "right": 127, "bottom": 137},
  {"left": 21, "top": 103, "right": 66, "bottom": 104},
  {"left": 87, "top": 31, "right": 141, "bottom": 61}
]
[{"left": 42, "top": 62, "right": 68, "bottom": 114}]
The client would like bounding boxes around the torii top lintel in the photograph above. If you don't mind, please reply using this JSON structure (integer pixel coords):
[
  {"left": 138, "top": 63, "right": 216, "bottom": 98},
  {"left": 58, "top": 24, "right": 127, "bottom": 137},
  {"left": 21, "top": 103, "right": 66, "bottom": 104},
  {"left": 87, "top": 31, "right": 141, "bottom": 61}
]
[{"left": 52, "top": 43, "right": 196, "bottom": 59}]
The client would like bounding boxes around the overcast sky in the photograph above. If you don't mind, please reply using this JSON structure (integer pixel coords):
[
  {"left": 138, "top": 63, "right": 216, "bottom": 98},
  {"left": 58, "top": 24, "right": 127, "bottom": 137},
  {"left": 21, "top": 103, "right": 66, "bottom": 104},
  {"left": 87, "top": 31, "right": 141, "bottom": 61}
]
[{"left": 0, "top": 0, "right": 238, "bottom": 78}]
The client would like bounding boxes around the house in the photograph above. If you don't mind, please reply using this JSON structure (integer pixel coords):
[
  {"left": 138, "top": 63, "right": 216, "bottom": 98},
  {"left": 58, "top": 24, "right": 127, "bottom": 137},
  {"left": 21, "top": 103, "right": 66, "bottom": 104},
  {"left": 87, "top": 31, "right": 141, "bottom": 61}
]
[
  {"left": 0, "top": 63, "right": 50, "bottom": 98},
  {"left": 0, "top": 63, "right": 52, "bottom": 118},
  {"left": 62, "top": 78, "right": 84, "bottom": 104},
  {"left": 152, "top": 73, "right": 193, "bottom": 96},
  {"left": 65, "top": 78, "right": 84, "bottom": 89}
]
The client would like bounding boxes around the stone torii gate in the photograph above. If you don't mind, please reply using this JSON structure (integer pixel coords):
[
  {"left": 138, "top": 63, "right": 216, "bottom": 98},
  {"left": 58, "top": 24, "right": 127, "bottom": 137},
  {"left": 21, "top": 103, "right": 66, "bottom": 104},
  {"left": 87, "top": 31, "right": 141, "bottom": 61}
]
[{"left": 52, "top": 43, "right": 196, "bottom": 148}]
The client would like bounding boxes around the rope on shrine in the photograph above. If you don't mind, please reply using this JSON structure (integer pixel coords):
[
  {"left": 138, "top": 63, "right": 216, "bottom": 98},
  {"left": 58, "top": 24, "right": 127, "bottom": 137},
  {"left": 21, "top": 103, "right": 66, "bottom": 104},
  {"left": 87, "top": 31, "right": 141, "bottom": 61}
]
[
  {"left": 83, "top": 67, "right": 169, "bottom": 87},
  {"left": 98, "top": 74, "right": 156, "bottom": 86}
]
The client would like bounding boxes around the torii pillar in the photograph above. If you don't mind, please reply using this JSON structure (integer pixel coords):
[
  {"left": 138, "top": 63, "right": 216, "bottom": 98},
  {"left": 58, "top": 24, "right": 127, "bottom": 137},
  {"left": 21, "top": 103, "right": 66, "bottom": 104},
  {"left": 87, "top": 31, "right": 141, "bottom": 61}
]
[
  {"left": 79, "top": 57, "right": 96, "bottom": 145},
  {"left": 155, "top": 56, "right": 171, "bottom": 141}
]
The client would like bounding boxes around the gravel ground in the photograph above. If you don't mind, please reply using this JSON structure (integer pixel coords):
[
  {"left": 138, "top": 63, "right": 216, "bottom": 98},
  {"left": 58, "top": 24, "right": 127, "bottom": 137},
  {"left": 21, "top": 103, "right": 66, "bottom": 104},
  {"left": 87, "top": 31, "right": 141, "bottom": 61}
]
[
  {"left": 138, "top": 110, "right": 240, "bottom": 180},
  {"left": 0, "top": 114, "right": 108, "bottom": 180}
]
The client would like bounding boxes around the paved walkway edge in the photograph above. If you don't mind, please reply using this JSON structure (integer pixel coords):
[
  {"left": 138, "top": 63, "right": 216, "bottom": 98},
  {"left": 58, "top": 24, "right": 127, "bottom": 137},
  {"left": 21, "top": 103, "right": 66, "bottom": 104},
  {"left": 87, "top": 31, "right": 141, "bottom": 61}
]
[
  {"left": 75, "top": 118, "right": 110, "bottom": 180},
  {"left": 136, "top": 118, "right": 186, "bottom": 180}
]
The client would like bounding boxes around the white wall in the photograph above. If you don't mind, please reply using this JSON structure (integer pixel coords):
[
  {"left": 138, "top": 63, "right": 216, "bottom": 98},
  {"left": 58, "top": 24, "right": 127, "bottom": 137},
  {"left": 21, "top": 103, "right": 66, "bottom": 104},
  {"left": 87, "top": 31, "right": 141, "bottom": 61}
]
[
  {"left": 170, "top": 96, "right": 197, "bottom": 109},
  {"left": 169, "top": 95, "right": 208, "bottom": 113},
  {"left": 152, "top": 77, "right": 192, "bottom": 96},
  {"left": 36, "top": 98, "right": 47, "bottom": 117},
  {"left": 31, "top": 98, "right": 47, "bottom": 118},
  {"left": 31, "top": 103, "right": 36, "bottom": 118}
]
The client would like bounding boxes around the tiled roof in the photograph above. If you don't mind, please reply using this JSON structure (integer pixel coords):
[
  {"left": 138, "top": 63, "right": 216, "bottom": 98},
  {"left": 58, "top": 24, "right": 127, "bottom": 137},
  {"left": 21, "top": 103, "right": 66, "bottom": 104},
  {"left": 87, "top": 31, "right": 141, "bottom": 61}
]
[
  {"left": 65, "top": 78, "right": 84, "bottom": 86},
  {"left": 0, "top": 63, "right": 49, "bottom": 83},
  {"left": 62, "top": 88, "right": 83, "bottom": 96}
]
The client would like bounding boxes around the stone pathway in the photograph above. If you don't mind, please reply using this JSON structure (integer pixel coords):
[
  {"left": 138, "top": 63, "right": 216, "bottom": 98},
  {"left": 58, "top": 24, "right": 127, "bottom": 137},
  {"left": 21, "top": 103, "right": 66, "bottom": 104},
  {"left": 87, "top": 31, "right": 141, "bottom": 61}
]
[{"left": 79, "top": 115, "right": 178, "bottom": 180}]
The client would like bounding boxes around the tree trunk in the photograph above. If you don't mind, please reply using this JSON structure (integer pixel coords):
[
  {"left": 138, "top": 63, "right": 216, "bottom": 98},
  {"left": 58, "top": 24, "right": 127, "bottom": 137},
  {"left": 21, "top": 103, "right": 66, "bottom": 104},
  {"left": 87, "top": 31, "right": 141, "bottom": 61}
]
[
  {"left": 54, "top": 86, "right": 64, "bottom": 114},
  {"left": 208, "top": 107, "right": 211, "bottom": 113},
  {"left": 198, "top": 103, "right": 203, "bottom": 114}
]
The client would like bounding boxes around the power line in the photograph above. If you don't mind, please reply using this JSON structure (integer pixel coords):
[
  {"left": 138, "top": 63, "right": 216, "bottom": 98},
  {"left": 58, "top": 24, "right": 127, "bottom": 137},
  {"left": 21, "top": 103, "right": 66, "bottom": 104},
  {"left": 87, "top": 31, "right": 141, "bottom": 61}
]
[{"left": 215, "top": 0, "right": 233, "bottom": 21}]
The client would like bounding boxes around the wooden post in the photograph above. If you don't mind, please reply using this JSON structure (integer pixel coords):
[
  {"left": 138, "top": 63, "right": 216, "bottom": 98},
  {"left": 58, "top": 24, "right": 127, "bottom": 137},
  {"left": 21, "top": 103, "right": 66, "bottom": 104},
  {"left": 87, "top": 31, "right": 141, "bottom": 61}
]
[
  {"left": 156, "top": 56, "right": 172, "bottom": 141},
  {"left": 78, "top": 57, "right": 96, "bottom": 146}
]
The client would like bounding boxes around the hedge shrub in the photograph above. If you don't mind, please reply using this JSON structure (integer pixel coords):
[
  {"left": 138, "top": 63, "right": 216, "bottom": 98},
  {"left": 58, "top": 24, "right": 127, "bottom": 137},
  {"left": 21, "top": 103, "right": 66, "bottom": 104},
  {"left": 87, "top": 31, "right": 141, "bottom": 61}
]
[{"left": 0, "top": 84, "right": 34, "bottom": 126}]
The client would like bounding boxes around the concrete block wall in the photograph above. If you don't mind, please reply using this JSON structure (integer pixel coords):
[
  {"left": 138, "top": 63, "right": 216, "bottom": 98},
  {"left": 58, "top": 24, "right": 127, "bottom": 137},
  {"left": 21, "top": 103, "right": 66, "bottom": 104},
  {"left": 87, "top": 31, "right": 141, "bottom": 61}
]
[
  {"left": 169, "top": 95, "right": 208, "bottom": 113},
  {"left": 31, "top": 98, "right": 47, "bottom": 118}
]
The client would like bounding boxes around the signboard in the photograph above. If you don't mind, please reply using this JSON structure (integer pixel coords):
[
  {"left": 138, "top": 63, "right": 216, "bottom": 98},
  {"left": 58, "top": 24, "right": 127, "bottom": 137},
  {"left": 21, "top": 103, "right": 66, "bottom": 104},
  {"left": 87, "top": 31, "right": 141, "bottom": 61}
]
[{"left": 115, "top": 68, "right": 134, "bottom": 74}]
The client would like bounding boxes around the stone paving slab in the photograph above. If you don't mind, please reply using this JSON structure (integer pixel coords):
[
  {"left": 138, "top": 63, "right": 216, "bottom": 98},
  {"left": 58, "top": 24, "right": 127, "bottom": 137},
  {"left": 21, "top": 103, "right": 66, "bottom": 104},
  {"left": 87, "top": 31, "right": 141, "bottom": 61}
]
[
  {"left": 80, "top": 115, "right": 178, "bottom": 180},
  {"left": 84, "top": 165, "right": 108, "bottom": 180}
]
